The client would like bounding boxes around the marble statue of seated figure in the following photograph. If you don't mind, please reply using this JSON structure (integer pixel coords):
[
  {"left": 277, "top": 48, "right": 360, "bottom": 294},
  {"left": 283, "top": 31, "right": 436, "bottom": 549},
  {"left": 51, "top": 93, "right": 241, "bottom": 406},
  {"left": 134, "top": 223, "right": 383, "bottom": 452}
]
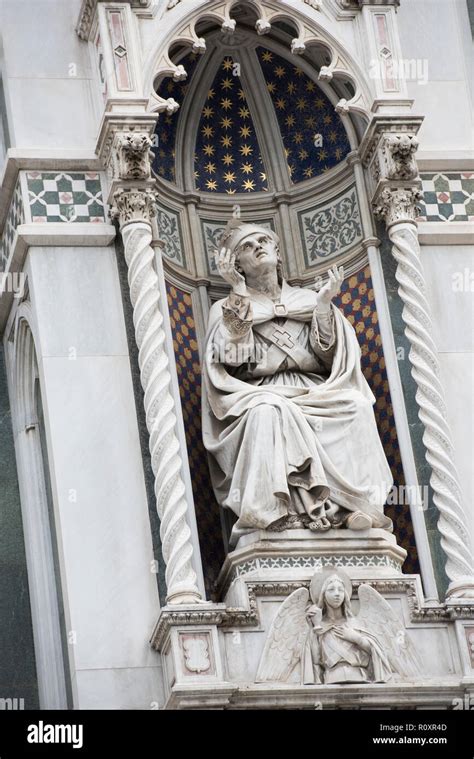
[{"left": 201, "top": 218, "right": 393, "bottom": 539}]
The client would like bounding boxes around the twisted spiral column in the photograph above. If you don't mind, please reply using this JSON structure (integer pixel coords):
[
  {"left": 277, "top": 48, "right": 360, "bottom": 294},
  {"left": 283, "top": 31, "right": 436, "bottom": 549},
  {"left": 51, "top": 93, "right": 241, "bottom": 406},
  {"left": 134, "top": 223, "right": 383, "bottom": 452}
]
[
  {"left": 112, "top": 190, "right": 202, "bottom": 605},
  {"left": 378, "top": 190, "right": 474, "bottom": 598}
]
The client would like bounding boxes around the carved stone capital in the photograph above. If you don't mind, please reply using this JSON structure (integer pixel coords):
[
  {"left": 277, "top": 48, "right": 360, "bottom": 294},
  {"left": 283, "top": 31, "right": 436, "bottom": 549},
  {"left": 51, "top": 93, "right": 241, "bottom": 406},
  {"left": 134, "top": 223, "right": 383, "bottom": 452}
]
[
  {"left": 359, "top": 116, "right": 424, "bottom": 202},
  {"left": 110, "top": 186, "right": 158, "bottom": 227},
  {"left": 373, "top": 187, "right": 424, "bottom": 227},
  {"left": 97, "top": 117, "right": 158, "bottom": 182}
]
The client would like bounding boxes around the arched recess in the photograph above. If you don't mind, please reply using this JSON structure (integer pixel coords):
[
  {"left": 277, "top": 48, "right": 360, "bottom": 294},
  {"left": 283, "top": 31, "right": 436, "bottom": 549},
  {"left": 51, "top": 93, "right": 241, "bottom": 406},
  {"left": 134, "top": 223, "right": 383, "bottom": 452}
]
[
  {"left": 141, "top": 1, "right": 419, "bottom": 596},
  {"left": 10, "top": 311, "right": 70, "bottom": 708},
  {"left": 144, "top": 0, "right": 373, "bottom": 135}
]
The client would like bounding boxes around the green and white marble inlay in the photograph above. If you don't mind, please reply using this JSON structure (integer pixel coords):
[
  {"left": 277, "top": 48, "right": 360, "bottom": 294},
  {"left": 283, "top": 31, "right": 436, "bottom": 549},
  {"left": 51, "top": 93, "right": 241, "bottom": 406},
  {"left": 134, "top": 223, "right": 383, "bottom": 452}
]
[{"left": 26, "top": 171, "right": 105, "bottom": 223}]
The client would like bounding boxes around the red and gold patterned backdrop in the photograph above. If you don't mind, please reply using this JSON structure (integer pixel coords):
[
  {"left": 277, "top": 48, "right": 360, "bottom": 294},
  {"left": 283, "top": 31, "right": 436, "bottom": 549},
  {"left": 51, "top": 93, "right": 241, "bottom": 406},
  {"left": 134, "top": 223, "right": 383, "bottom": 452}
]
[{"left": 166, "top": 268, "right": 419, "bottom": 597}]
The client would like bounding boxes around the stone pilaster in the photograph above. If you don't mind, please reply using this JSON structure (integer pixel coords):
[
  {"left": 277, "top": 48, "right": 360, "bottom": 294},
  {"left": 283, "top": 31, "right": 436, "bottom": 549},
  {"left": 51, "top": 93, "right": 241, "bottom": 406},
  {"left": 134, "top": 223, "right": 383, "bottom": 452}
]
[
  {"left": 109, "top": 130, "right": 202, "bottom": 605},
  {"left": 361, "top": 116, "right": 474, "bottom": 600}
]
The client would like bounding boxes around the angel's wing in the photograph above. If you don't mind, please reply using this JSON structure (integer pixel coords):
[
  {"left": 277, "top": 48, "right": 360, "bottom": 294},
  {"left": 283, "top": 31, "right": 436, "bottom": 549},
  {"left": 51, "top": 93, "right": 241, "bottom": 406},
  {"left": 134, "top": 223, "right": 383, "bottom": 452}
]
[
  {"left": 356, "top": 584, "right": 422, "bottom": 678},
  {"left": 255, "top": 588, "right": 310, "bottom": 683}
]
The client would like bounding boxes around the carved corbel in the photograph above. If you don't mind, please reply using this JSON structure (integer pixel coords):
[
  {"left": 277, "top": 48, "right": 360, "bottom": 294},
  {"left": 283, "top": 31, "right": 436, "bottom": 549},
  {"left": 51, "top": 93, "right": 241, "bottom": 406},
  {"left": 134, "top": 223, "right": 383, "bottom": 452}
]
[
  {"left": 291, "top": 38, "right": 306, "bottom": 55},
  {"left": 360, "top": 117, "right": 423, "bottom": 199},
  {"left": 381, "top": 134, "right": 419, "bottom": 181},
  {"left": 255, "top": 19, "right": 271, "bottom": 35},
  {"left": 113, "top": 132, "right": 154, "bottom": 181}
]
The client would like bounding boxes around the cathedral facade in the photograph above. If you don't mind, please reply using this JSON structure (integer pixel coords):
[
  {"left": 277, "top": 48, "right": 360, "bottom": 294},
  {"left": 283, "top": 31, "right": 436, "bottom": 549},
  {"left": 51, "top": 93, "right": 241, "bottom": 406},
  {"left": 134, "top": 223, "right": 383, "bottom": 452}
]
[{"left": 0, "top": 0, "right": 473, "bottom": 710}]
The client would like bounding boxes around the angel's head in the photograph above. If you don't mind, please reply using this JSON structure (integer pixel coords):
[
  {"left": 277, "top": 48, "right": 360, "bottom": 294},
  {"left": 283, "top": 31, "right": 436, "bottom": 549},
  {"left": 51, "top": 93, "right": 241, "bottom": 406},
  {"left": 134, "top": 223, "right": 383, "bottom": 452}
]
[
  {"left": 322, "top": 577, "right": 346, "bottom": 610},
  {"left": 310, "top": 568, "right": 353, "bottom": 618}
]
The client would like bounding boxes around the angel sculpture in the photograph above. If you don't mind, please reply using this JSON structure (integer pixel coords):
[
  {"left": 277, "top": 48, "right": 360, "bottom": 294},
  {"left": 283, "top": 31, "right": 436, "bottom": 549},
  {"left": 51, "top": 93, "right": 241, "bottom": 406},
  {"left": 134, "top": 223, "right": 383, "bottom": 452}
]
[{"left": 256, "top": 568, "right": 421, "bottom": 685}]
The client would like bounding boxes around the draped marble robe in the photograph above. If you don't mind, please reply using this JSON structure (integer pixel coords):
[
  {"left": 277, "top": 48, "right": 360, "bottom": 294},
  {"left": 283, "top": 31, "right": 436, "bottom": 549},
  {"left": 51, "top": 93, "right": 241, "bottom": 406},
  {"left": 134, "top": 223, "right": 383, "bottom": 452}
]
[
  {"left": 202, "top": 279, "right": 393, "bottom": 539},
  {"left": 302, "top": 617, "right": 393, "bottom": 685}
]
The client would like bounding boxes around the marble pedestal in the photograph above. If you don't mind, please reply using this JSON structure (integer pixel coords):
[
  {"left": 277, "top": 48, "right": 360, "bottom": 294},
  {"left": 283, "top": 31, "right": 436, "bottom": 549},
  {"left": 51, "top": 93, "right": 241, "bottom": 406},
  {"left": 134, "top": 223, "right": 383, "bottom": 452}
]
[
  {"left": 217, "top": 528, "right": 406, "bottom": 603},
  {"left": 151, "top": 529, "right": 474, "bottom": 709}
]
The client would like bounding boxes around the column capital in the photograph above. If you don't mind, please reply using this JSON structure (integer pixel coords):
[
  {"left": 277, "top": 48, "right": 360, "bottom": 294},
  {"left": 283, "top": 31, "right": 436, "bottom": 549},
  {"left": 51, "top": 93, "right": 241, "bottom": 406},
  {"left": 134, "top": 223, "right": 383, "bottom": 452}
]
[
  {"left": 359, "top": 115, "right": 424, "bottom": 224},
  {"left": 373, "top": 187, "right": 424, "bottom": 227},
  {"left": 105, "top": 122, "right": 159, "bottom": 227},
  {"left": 110, "top": 185, "right": 158, "bottom": 227}
]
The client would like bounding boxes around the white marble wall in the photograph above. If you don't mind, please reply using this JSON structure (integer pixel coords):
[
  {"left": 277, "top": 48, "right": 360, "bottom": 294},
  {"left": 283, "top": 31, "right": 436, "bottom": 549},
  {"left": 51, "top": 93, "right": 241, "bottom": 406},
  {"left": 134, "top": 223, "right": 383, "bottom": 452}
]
[
  {"left": 24, "top": 244, "right": 163, "bottom": 709},
  {"left": 0, "top": 0, "right": 98, "bottom": 151},
  {"left": 397, "top": 0, "right": 473, "bottom": 153},
  {"left": 420, "top": 244, "right": 474, "bottom": 541}
]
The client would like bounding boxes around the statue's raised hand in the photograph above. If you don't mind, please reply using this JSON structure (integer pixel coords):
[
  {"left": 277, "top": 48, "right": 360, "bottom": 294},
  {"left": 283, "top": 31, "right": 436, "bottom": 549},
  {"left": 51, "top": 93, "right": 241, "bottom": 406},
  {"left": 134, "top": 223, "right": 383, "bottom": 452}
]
[
  {"left": 316, "top": 265, "right": 344, "bottom": 310},
  {"left": 214, "top": 247, "right": 248, "bottom": 297}
]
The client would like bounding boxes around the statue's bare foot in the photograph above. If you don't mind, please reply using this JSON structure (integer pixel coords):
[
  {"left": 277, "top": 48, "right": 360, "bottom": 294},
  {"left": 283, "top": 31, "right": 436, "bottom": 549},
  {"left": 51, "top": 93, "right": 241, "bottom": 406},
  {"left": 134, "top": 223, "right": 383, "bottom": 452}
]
[{"left": 308, "top": 516, "right": 331, "bottom": 532}]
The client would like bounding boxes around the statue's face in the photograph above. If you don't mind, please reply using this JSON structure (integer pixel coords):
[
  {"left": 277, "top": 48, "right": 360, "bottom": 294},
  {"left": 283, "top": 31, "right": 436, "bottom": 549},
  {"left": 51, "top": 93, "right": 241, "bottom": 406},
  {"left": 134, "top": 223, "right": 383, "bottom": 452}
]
[
  {"left": 234, "top": 230, "right": 278, "bottom": 279},
  {"left": 324, "top": 577, "right": 345, "bottom": 609}
]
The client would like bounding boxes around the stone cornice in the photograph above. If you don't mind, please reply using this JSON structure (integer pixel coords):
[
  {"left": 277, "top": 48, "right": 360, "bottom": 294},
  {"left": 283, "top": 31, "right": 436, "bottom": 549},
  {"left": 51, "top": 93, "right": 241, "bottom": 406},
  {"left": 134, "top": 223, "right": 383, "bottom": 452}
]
[
  {"left": 150, "top": 578, "right": 474, "bottom": 651},
  {"left": 0, "top": 150, "right": 103, "bottom": 234},
  {"left": 336, "top": 0, "right": 400, "bottom": 7}
]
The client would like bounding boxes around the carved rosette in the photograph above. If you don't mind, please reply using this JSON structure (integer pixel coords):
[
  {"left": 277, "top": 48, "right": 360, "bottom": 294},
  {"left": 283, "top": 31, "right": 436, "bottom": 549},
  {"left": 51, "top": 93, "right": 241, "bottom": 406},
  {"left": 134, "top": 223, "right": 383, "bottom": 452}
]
[{"left": 372, "top": 168, "right": 474, "bottom": 598}]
